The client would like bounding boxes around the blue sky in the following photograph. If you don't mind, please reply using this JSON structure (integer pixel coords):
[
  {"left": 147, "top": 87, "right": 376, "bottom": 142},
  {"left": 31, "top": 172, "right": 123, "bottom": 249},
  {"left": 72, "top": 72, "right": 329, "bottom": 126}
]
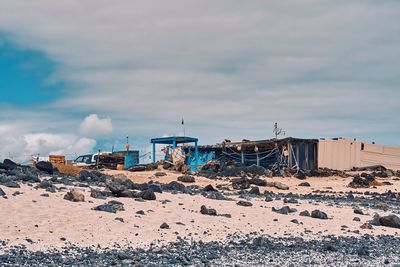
[
  {"left": 0, "top": 1, "right": 399, "bottom": 162},
  {"left": 0, "top": 39, "right": 63, "bottom": 105}
]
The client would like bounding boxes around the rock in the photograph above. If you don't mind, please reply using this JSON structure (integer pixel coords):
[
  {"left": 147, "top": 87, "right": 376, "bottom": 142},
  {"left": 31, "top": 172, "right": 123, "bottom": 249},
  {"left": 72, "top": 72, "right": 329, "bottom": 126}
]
[
  {"left": 3, "top": 159, "right": 17, "bottom": 169},
  {"left": 248, "top": 187, "right": 260, "bottom": 195},
  {"left": 298, "top": 182, "right": 311, "bottom": 187},
  {"left": 93, "top": 201, "right": 125, "bottom": 213},
  {"left": 249, "top": 177, "right": 267, "bottom": 186},
  {"left": 35, "top": 161, "right": 54, "bottom": 174},
  {"left": 265, "top": 195, "right": 274, "bottom": 202},
  {"left": 202, "top": 191, "right": 227, "bottom": 200},
  {"left": 299, "top": 210, "right": 310, "bottom": 217},
  {"left": 177, "top": 174, "right": 195, "bottom": 183},
  {"left": 360, "top": 223, "right": 373, "bottom": 229},
  {"left": 200, "top": 205, "right": 217, "bottom": 216},
  {"left": 115, "top": 217, "right": 124, "bottom": 223},
  {"left": 0, "top": 177, "right": 20, "bottom": 188},
  {"left": 39, "top": 179, "right": 53, "bottom": 189},
  {"left": 107, "top": 179, "right": 129, "bottom": 196},
  {"left": 90, "top": 188, "right": 110, "bottom": 199},
  {"left": 0, "top": 187, "right": 5, "bottom": 197},
  {"left": 283, "top": 198, "right": 298, "bottom": 204},
  {"left": 353, "top": 217, "right": 361, "bottom": 222},
  {"left": 154, "top": 172, "right": 167, "bottom": 177},
  {"left": 311, "top": 210, "right": 328, "bottom": 220},
  {"left": 295, "top": 170, "right": 306, "bottom": 180},
  {"left": 291, "top": 219, "right": 299, "bottom": 224},
  {"left": 272, "top": 206, "right": 297, "bottom": 215},
  {"left": 231, "top": 177, "right": 250, "bottom": 190},
  {"left": 160, "top": 222, "right": 170, "bottom": 229},
  {"left": 273, "top": 182, "right": 289, "bottom": 190},
  {"left": 136, "top": 210, "right": 145, "bottom": 215},
  {"left": 64, "top": 190, "right": 85, "bottom": 202},
  {"left": 203, "top": 184, "right": 217, "bottom": 192},
  {"left": 236, "top": 200, "right": 253, "bottom": 207},
  {"left": 148, "top": 184, "right": 162, "bottom": 193},
  {"left": 40, "top": 193, "right": 49, "bottom": 197},
  {"left": 353, "top": 208, "right": 364, "bottom": 215},
  {"left": 161, "top": 181, "right": 190, "bottom": 193},
  {"left": 46, "top": 186, "right": 57, "bottom": 193},
  {"left": 379, "top": 214, "right": 400, "bottom": 229},
  {"left": 140, "top": 189, "right": 156, "bottom": 200}
]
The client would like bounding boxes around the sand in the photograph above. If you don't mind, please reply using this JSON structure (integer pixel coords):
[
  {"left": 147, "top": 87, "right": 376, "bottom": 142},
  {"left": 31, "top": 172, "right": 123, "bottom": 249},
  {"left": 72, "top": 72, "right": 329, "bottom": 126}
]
[{"left": 1, "top": 170, "right": 399, "bottom": 251}]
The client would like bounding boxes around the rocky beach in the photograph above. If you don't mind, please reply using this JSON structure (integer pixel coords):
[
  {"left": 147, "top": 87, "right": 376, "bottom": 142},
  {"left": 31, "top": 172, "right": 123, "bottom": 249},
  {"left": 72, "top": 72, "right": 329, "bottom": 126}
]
[{"left": 1, "top": 160, "right": 400, "bottom": 266}]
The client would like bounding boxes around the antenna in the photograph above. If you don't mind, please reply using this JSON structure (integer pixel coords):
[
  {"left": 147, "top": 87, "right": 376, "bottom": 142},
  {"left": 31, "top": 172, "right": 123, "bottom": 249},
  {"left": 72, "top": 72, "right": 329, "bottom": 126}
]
[{"left": 273, "top": 122, "right": 286, "bottom": 140}]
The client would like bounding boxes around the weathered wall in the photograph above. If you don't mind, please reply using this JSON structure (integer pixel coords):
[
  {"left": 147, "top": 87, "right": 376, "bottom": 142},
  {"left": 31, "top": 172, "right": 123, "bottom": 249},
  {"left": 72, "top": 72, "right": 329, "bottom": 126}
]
[{"left": 318, "top": 139, "right": 400, "bottom": 171}]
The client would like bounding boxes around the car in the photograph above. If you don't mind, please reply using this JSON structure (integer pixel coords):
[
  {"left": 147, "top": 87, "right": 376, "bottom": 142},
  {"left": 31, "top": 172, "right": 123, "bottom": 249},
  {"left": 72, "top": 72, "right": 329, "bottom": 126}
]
[{"left": 73, "top": 152, "right": 112, "bottom": 167}]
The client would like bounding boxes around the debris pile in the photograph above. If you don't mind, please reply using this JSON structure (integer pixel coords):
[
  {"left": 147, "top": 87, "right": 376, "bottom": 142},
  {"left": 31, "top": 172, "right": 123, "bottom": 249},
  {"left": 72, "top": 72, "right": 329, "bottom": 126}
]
[{"left": 197, "top": 160, "right": 272, "bottom": 178}]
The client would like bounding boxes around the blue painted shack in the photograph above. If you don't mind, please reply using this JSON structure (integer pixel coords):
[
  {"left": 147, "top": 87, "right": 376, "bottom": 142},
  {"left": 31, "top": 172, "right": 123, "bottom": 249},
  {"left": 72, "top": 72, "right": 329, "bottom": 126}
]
[{"left": 183, "top": 137, "right": 318, "bottom": 171}]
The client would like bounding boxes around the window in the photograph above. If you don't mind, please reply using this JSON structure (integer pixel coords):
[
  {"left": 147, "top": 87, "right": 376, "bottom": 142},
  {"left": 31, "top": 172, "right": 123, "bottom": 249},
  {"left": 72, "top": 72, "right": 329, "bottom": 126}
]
[{"left": 361, "top": 143, "right": 365, "bottom": 151}]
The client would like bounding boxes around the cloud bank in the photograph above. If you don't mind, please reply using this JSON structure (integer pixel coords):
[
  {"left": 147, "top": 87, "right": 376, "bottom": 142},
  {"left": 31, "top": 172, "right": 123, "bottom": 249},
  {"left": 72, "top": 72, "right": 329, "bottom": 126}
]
[{"left": 0, "top": 0, "right": 399, "bottom": 162}]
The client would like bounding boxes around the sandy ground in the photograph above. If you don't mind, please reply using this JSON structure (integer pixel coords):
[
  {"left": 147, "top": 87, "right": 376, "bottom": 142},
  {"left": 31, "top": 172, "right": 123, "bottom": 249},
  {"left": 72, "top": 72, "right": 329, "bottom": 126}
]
[{"left": 1, "top": 170, "right": 399, "bottom": 251}]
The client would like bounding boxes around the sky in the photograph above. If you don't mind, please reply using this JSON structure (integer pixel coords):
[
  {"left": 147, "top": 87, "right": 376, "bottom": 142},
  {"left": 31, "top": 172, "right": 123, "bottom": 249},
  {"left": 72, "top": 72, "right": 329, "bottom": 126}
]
[{"left": 0, "top": 0, "right": 399, "bottom": 163}]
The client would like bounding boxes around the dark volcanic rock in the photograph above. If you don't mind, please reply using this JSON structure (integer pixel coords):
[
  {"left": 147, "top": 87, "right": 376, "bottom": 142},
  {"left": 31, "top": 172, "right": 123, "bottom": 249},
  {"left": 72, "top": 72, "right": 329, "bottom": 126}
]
[
  {"left": 372, "top": 214, "right": 400, "bottom": 229},
  {"left": 3, "top": 159, "right": 17, "bottom": 169},
  {"left": 231, "top": 177, "right": 250, "bottom": 190},
  {"left": 265, "top": 195, "right": 273, "bottom": 202},
  {"left": 284, "top": 198, "right": 298, "bottom": 204},
  {"left": 39, "top": 179, "right": 53, "bottom": 189},
  {"left": 272, "top": 206, "right": 297, "bottom": 215},
  {"left": 249, "top": 177, "right": 267, "bottom": 186},
  {"left": 140, "top": 189, "right": 156, "bottom": 200},
  {"left": 311, "top": 210, "right": 328, "bottom": 220},
  {"left": 107, "top": 179, "right": 129, "bottom": 196},
  {"left": 90, "top": 188, "right": 110, "bottom": 199},
  {"left": 295, "top": 170, "right": 306, "bottom": 180},
  {"left": 136, "top": 210, "right": 145, "bottom": 215},
  {"left": 160, "top": 222, "right": 170, "bottom": 229},
  {"left": 202, "top": 191, "right": 227, "bottom": 200},
  {"left": 248, "top": 186, "right": 260, "bottom": 195},
  {"left": 354, "top": 208, "right": 364, "bottom": 215},
  {"left": 0, "top": 176, "right": 20, "bottom": 188},
  {"left": 298, "top": 182, "right": 311, "bottom": 187},
  {"left": 200, "top": 205, "right": 217, "bottom": 216},
  {"left": 36, "top": 161, "right": 54, "bottom": 174},
  {"left": 0, "top": 187, "right": 5, "bottom": 197},
  {"left": 154, "top": 172, "right": 167, "bottom": 177},
  {"left": 236, "top": 200, "right": 253, "bottom": 207},
  {"left": 177, "top": 174, "right": 195, "bottom": 183},
  {"left": 161, "top": 181, "right": 190, "bottom": 193},
  {"left": 203, "top": 184, "right": 217, "bottom": 192},
  {"left": 93, "top": 201, "right": 125, "bottom": 213},
  {"left": 299, "top": 210, "right": 310, "bottom": 217}
]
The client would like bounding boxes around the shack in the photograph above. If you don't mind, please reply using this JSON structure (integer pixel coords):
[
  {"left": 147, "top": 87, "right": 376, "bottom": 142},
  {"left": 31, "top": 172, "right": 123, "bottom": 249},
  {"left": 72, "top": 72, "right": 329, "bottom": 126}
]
[{"left": 184, "top": 137, "right": 318, "bottom": 172}]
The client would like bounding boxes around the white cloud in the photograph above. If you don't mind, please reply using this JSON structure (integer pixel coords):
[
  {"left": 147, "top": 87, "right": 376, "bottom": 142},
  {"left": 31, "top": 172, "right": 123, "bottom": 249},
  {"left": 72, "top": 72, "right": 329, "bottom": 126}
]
[{"left": 79, "top": 114, "right": 113, "bottom": 137}]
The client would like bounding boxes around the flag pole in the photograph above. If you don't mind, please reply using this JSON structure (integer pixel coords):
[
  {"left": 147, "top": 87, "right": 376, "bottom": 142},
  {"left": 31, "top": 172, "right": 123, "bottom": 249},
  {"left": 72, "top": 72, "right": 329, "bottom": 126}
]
[{"left": 182, "top": 117, "right": 185, "bottom": 137}]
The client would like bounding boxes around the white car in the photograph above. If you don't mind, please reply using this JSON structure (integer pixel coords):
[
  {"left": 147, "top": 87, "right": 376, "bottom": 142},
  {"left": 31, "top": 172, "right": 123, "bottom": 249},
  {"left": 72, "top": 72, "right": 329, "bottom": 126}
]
[{"left": 74, "top": 152, "right": 111, "bottom": 167}]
